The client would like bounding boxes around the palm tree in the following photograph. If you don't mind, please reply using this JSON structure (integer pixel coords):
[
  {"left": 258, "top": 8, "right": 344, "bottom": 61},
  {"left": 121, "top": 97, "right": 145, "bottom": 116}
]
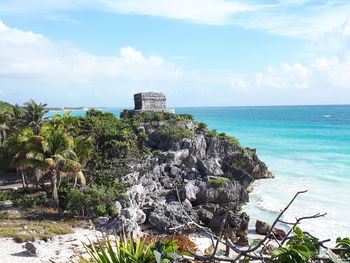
[
  {"left": 24, "top": 129, "right": 81, "bottom": 209},
  {"left": 47, "top": 112, "right": 80, "bottom": 136},
  {"left": 5, "top": 129, "right": 35, "bottom": 187},
  {"left": 22, "top": 99, "right": 49, "bottom": 134},
  {"left": 8, "top": 104, "right": 24, "bottom": 130},
  {"left": 0, "top": 110, "right": 11, "bottom": 147},
  {"left": 71, "top": 136, "right": 94, "bottom": 187}
]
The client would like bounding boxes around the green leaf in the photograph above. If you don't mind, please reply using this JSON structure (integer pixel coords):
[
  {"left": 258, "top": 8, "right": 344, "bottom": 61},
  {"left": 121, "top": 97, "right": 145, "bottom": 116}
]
[
  {"left": 327, "top": 249, "right": 347, "bottom": 263},
  {"left": 165, "top": 252, "right": 180, "bottom": 260},
  {"left": 271, "top": 247, "right": 288, "bottom": 258},
  {"left": 153, "top": 250, "right": 162, "bottom": 263},
  {"left": 293, "top": 226, "right": 304, "bottom": 238}
]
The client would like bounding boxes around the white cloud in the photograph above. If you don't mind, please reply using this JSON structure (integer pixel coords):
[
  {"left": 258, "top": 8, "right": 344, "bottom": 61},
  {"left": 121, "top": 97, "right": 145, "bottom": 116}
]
[
  {"left": 0, "top": 16, "right": 350, "bottom": 106},
  {"left": 230, "top": 52, "right": 350, "bottom": 94},
  {"left": 0, "top": 0, "right": 254, "bottom": 25},
  {"left": 227, "top": 20, "right": 350, "bottom": 95},
  {"left": 0, "top": 19, "right": 181, "bottom": 83},
  {"left": 98, "top": 0, "right": 253, "bottom": 25},
  {"left": 1, "top": 0, "right": 350, "bottom": 39}
]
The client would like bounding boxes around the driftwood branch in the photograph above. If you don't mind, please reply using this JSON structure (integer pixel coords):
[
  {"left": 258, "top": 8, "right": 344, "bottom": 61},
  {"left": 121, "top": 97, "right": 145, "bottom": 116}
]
[
  {"left": 243, "top": 190, "right": 308, "bottom": 254},
  {"left": 176, "top": 189, "right": 341, "bottom": 263}
]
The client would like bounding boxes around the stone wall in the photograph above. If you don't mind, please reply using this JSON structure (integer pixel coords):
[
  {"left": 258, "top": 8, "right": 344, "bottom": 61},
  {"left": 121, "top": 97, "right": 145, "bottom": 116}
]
[
  {"left": 133, "top": 92, "right": 174, "bottom": 113},
  {"left": 134, "top": 92, "right": 166, "bottom": 111}
]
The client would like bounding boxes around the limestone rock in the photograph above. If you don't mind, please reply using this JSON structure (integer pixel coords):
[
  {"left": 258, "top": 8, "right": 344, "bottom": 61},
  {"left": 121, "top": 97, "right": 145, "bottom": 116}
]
[
  {"left": 121, "top": 207, "right": 146, "bottom": 225},
  {"left": 197, "top": 158, "right": 224, "bottom": 176},
  {"left": 178, "top": 181, "right": 198, "bottom": 201},
  {"left": 94, "top": 217, "right": 109, "bottom": 226},
  {"left": 208, "top": 209, "right": 249, "bottom": 239},
  {"left": 122, "top": 172, "right": 139, "bottom": 184},
  {"left": 148, "top": 202, "right": 199, "bottom": 233},
  {"left": 262, "top": 244, "right": 277, "bottom": 255},
  {"left": 195, "top": 182, "right": 248, "bottom": 206},
  {"left": 255, "top": 220, "right": 271, "bottom": 235},
  {"left": 195, "top": 207, "right": 213, "bottom": 225},
  {"left": 24, "top": 242, "right": 41, "bottom": 256},
  {"left": 270, "top": 228, "right": 287, "bottom": 240},
  {"left": 103, "top": 217, "right": 140, "bottom": 237}
]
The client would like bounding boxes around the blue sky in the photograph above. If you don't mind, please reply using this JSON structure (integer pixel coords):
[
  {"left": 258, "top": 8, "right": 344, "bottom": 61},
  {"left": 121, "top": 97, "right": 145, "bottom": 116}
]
[{"left": 0, "top": 0, "right": 350, "bottom": 107}]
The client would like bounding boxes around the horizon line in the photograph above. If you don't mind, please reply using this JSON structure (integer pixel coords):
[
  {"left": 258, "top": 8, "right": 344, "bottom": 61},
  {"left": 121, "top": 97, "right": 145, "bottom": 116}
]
[{"left": 46, "top": 103, "right": 350, "bottom": 110}]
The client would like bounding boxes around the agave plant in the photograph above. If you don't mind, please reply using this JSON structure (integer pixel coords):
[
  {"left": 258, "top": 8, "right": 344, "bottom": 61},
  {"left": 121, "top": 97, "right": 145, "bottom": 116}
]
[
  {"left": 79, "top": 235, "right": 181, "bottom": 263},
  {"left": 79, "top": 235, "right": 154, "bottom": 263}
]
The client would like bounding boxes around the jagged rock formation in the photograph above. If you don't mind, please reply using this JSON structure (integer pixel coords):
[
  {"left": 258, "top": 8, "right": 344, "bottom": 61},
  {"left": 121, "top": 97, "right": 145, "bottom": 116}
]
[{"left": 102, "top": 115, "right": 273, "bottom": 244}]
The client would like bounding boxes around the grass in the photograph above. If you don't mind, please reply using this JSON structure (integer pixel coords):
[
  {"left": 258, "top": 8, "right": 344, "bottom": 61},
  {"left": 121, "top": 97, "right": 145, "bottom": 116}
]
[
  {"left": 0, "top": 206, "right": 88, "bottom": 242},
  {"left": 208, "top": 178, "right": 230, "bottom": 185}
]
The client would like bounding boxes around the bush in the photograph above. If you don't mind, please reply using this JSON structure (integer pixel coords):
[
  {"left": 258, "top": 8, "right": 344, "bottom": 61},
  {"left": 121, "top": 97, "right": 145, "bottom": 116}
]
[
  {"left": 65, "top": 185, "right": 124, "bottom": 217},
  {"left": 206, "top": 129, "right": 217, "bottom": 137},
  {"left": 78, "top": 110, "right": 137, "bottom": 159},
  {"left": 149, "top": 124, "right": 195, "bottom": 150},
  {"left": 1, "top": 189, "right": 50, "bottom": 209},
  {"left": 198, "top": 122, "right": 207, "bottom": 129}
]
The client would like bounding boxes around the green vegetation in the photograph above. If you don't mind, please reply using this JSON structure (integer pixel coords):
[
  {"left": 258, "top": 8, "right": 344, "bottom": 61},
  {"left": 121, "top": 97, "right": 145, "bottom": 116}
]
[
  {"left": 0, "top": 207, "right": 87, "bottom": 242},
  {"left": 65, "top": 185, "right": 124, "bottom": 217},
  {"left": 208, "top": 178, "right": 231, "bottom": 185},
  {"left": 121, "top": 110, "right": 194, "bottom": 124},
  {"left": 79, "top": 235, "right": 181, "bottom": 263},
  {"left": 0, "top": 100, "right": 199, "bottom": 218},
  {"left": 272, "top": 226, "right": 320, "bottom": 263},
  {"left": 149, "top": 124, "right": 195, "bottom": 149},
  {"left": 334, "top": 237, "right": 350, "bottom": 260},
  {"left": 0, "top": 99, "right": 254, "bottom": 222}
]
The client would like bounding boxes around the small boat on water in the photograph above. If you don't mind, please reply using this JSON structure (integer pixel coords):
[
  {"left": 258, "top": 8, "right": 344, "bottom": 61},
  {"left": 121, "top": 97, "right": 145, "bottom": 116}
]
[{"left": 323, "top": 114, "right": 332, "bottom": 118}]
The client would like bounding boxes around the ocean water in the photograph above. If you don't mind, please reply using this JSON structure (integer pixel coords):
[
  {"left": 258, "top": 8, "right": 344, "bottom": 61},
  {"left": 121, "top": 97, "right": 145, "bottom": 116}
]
[{"left": 48, "top": 105, "right": 350, "bottom": 240}]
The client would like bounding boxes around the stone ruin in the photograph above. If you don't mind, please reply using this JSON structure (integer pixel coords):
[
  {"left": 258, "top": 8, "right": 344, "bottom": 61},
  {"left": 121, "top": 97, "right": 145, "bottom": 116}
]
[{"left": 132, "top": 92, "right": 175, "bottom": 114}]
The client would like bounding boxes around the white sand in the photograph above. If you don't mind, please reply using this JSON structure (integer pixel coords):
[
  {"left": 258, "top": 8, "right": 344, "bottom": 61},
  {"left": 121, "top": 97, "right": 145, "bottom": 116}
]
[
  {"left": 0, "top": 228, "right": 104, "bottom": 263},
  {"left": 0, "top": 228, "right": 270, "bottom": 263}
]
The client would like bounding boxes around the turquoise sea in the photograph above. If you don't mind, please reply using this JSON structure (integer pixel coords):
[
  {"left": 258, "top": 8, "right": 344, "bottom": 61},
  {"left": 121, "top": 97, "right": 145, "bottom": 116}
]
[{"left": 48, "top": 105, "right": 350, "bottom": 240}]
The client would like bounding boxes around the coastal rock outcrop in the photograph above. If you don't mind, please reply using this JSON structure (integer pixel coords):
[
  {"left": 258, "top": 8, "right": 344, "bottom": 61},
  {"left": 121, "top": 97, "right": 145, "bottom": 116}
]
[
  {"left": 148, "top": 202, "right": 199, "bottom": 233},
  {"left": 102, "top": 115, "right": 272, "bottom": 239}
]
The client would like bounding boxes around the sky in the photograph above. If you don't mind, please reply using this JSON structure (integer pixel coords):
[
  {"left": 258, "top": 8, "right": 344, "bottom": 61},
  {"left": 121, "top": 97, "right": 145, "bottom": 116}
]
[{"left": 0, "top": 0, "right": 350, "bottom": 107}]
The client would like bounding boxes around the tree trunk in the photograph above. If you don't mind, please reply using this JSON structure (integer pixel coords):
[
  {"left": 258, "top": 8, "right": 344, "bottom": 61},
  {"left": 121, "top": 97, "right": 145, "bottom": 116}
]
[
  {"left": 51, "top": 172, "right": 60, "bottom": 210},
  {"left": 57, "top": 171, "right": 62, "bottom": 187},
  {"left": 77, "top": 171, "right": 86, "bottom": 188},
  {"left": 20, "top": 171, "right": 26, "bottom": 188}
]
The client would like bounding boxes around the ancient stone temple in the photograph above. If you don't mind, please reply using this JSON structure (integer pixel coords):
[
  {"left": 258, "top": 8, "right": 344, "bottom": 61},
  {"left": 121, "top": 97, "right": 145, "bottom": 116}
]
[{"left": 132, "top": 92, "right": 175, "bottom": 113}]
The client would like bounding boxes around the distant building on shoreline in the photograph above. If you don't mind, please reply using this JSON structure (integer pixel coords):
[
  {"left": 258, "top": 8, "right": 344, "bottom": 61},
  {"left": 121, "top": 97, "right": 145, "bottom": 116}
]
[{"left": 132, "top": 92, "right": 175, "bottom": 114}]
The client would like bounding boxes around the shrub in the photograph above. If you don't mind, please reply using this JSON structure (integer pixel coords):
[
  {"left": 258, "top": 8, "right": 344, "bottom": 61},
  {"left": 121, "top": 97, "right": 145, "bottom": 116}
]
[
  {"left": 1, "top": 189, "right": 50, "bottom": 209},
  {"left": 149, "top": 124, "right": 195, "bottom": 150},
  {"left": 206, "top": 129, "right": 217, "bottom": 137},
  {"left": 66, "top": 185, "right": 124, "bottom": 217},
  {"left": 78, "top": 110, "right": 137, "bottom": 159},
  {"left": 198, "top": 122, "right": 207, "bottom": 129},
  {"left": 119, "top": 109, "right": 133, "bottom": 119}
]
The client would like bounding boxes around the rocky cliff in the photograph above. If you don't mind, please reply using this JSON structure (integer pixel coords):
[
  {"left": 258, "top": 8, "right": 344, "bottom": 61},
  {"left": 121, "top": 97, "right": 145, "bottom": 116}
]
[{"left": 101, "top": 113, "right": 273, "bottom": 244}]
